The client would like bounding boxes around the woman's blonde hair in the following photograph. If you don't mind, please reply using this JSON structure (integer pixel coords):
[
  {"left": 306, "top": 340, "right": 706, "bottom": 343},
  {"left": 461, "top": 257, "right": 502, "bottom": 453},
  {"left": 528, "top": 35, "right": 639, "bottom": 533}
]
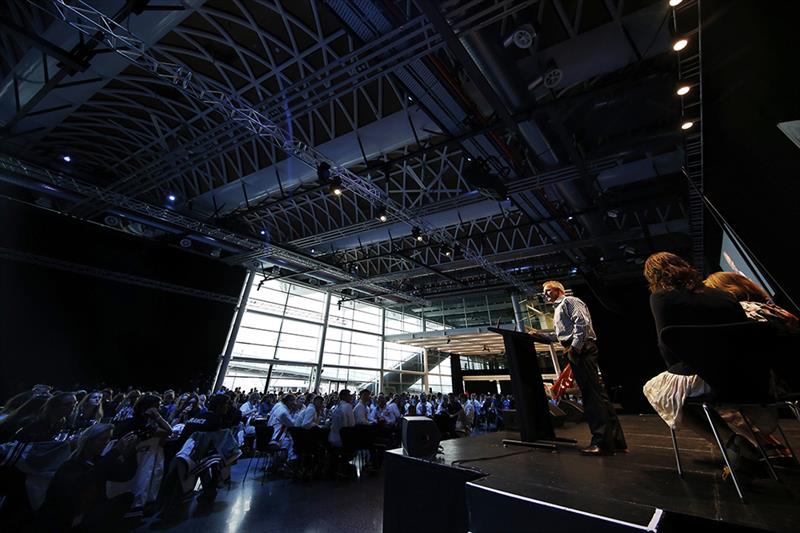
[
  {"left": 704, "top": 271, "right": 771, "bottom": 303},
  {"left": 643, "top": 252, "right": 702, "bottom": 294}
]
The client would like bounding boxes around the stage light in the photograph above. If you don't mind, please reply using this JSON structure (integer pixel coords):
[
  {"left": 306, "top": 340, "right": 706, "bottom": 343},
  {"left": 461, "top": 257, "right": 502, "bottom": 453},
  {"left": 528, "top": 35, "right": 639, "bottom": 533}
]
[
  {"left": 310, "top": 248, "right": 316, "bottom": 254},
  {"left": 567, "top": 215, "right": 574, "bottom": 222},
  {"left": 411, "top": 227, "right": 423, "bottom": 242},
  {"left": 673, "top": 38, "right": 688, "bottom": 51},
  {"left": 607, "top": 209, "right": 619, "bottom": 218},
  {"left": 167, "top": 194, "right": 176, "bottom": 202},
  {"left": 260, "top": 229, "right": 267, "bottom": 235},
  {"left": 676, "top": 85, "right": 691, "bottom": 96},
  {"left": 570, "top": 267, "right": 578, "bottom": 275},
  {"left": 62, "top": 155, "right": 71, "bottom": 162},
  {"left": 179, "top": 238, "right": 192, "bottom": 248},
  {"left": 669, "top": 0, "right": 683, "bottom": 6},
  {"left": 681, "top": 121, "right": 694, "bottom": 130},
  {"left": 445, "top": 250, "right": 451, "bottom": 257},
  {"left": 332, "top": 186, "right": 343, "bottom": 196},
  {"left": 378, "top": 212, "right": 388, "bottom": 222}
]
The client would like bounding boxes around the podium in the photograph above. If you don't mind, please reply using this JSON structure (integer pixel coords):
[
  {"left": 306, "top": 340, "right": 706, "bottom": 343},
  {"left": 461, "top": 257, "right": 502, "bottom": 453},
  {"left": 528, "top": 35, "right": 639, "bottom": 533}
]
[{"left": 488, "top": 327, "right": 576, "bottom": 449}]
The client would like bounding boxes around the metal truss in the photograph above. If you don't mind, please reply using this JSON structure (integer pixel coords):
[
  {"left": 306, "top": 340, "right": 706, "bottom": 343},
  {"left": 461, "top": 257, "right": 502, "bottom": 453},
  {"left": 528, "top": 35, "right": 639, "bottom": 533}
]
[
  {"left": 50, "top": 0, "right": 540, "bottom": 296},
  {"left": 674, "top": 0, "right": 705, "bottom": 270},
  {"left": 0, "top": 154, "right": 427, "bottom": 306},
  {"left": 0, "top": 246, "right": 240, "bottom": 305}
]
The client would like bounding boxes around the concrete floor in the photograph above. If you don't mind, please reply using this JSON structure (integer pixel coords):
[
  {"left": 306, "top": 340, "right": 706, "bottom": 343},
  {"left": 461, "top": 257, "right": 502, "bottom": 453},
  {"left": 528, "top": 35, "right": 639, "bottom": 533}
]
[{"left": 134, "top": 459, "right": 384, "bottom": 533}]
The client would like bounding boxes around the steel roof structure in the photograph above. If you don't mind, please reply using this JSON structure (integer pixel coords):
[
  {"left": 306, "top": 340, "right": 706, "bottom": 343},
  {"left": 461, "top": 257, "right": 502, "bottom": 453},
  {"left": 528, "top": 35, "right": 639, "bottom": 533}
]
[{"left": 0, "top": 0, "right": 704, "bottom": 310}]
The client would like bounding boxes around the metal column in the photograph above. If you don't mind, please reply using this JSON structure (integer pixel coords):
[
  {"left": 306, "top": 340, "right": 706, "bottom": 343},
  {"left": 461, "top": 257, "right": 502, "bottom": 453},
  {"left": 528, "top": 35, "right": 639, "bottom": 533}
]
[
  {"left": 379, "top": 307, "right": 386, "bottom": 394},
  {"left": 511, "top": 292, "right": 525, "bottom": 332},
  {"left": 313, "top": 292, "right": 332, "bottom": 392},
  {"left": 213, "top": 269, "right": 254, "bottom": 392}
]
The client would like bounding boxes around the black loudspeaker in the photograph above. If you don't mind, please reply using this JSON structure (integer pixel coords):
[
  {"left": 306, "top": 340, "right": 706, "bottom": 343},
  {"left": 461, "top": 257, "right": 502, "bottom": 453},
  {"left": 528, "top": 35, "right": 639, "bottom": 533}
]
[{"left": 401, "top": 416, "right": 441, "bottom": 457}]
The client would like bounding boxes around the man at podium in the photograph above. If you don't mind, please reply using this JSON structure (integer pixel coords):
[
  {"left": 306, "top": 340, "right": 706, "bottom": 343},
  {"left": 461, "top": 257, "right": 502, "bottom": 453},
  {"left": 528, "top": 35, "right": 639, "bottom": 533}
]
[{"left": 531, "top": 280, "right": 628, "bottom": 456}]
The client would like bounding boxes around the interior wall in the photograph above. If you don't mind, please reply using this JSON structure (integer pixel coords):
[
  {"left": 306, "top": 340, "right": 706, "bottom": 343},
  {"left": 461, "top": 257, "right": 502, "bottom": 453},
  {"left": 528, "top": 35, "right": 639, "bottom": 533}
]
[{"left": 0, "top": 199, "right": 247, "bottom": 399}]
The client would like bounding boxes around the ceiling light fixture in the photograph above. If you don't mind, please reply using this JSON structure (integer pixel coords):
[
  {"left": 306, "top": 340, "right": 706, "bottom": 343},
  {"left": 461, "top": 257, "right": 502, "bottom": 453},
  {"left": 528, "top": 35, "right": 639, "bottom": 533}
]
[
  {"left": 62, "top": 155, "right": 71, "bottom": 162},
  {"left": 681, "top": 121, "right": 694, "bottom": 130},
  {"left": 167, "top": 194, "right": 176, "bottom": 202},
  {"left": 669, "top": 0, "right": 684, "bottom": 7},
  {"left": 673, "top": 38, "right": 688, "bottom": 51},
  {"left": 676, "top": 85, "right": 691, "bottom": 96}
]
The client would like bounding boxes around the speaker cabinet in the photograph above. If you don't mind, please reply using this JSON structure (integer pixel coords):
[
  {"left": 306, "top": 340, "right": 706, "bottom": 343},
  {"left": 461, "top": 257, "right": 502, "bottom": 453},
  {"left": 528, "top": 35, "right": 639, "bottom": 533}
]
[{"left": 401, "top": 416, "right": 441, "bottom": 457}]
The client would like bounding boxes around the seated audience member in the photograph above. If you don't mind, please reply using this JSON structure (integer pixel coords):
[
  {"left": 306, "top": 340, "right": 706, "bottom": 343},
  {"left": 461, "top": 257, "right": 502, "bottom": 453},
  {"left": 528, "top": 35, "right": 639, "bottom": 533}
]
[
  {"left": 375, "top": 395, "right": 397, "bottom": 427},
  {"left": 354, "top": 390, "right": 375, "bottom": 425},
  {"left": 299, "top": 396, "right": 324, "bottom": 429},
  {"left": 267, "top": 394, "right": 297, "bottom": 457},
  {"left": 0, "top": 394, "right": 50, "bottom": 443},
  {"left": 0, "top": 391, "right": 34, "bottom": 424},
  {"left": 113, "top": 390, "right": 141, "bottom": 422},
  {"left": 31, "top": 384, "right": 52, "bottom": 396},
  {"left": 159, "top": 390, "right": 177, "bottom": 421},
  {"left": 411, "top": 393, "right": 432, "bottom": 417},
  {"left": 328, "top": 390, "right": 355, "bottom": 448},
  {"left": 258, "top": 394, "right": 275, "bottom": 418},
  {"left": 240, "top": 392, "right": 260, "bottom": 419},
  {"left": 642, "top": 252, "right": 771, "bottom": 475},
  {"left": 36, "top": 425, "right": 138, "bottom": 532},
  {"left": 113, "top": 394, "right": 172, "bottom": 440},
  {"left": 15, "top": 392, "right": 77, "bottom": 443},
  {"left": 69, "top": 390, "right": 104, "bottom": 431}
]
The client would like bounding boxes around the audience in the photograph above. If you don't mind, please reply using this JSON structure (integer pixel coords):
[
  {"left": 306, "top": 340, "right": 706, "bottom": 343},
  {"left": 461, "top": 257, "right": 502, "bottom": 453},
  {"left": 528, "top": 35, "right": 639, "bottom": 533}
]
[{"left": 0, "top": 379, "right": 506, "bottom": 531}]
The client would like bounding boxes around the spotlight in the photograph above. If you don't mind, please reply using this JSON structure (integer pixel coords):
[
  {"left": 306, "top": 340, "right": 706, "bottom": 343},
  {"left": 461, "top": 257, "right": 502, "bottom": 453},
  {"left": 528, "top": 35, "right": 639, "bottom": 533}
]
[
  {"left": 570, "top": 267, "right": 578, "bottom": 275},
  {"left": 260, "top": 229, "right": 267, "bottom": 235},
  {"left": 62, "top": 155, "right": 71, "bottom": 162},
  {"left": 310, "top": 248, "right": 316, "bottom": 254},
  {"left": 411, "top": 227, "right": 423, "bottom": 242},
  {"left": 378, "top": 212, "right": 388, "bottom": 222},
  {"left": 179, "top": 238, "right": 192, "bottom": 248},
  {"left": 681, "top": 121, "right": 694, "bottom": 130},
  {"left": 669, "top": 0, "right": 683, "bottom": 6},
  {"left": 567, "top": 215, "right": 574, "bottom": 222},
  {"left": 329, "top": 175, "right": 343, "bottom": 196},
  {"left": 676, "top": 85, "right": 691, "bottom": 96},
  {"left": 445, "top": 250, "right": 451, "bottom": 257},
  {"left": 167, "top": 194, "right": 176, "bottom": 202},
  {"left": 606, "top": 209, "right": 619, "bottom": 218},
  {"left": 672, "top": 38, "right": 688, "bottom": 52}
]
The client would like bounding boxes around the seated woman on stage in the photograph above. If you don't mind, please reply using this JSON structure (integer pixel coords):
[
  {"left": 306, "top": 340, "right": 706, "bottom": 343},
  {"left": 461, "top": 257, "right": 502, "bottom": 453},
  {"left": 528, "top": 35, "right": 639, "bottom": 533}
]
[
  {"left": 704, "top": 271, "right": 798, "bottom": 456},
  {"left": 642, "top": 252, "right": 771, "bottom": 475}
]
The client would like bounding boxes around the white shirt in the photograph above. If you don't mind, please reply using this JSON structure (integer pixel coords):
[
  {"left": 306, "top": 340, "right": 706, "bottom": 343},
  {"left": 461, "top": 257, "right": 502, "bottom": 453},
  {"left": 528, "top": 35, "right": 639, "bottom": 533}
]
[
  {"left": 388, "top": 402, "right": 402, "bottom": 423},
  {"left": 464, "top": 400, "right": 475, "bottom": 420},
  {"left": 541, "top": 296, "right": 597, "bottom": 352},
  {"left": 267, "top": 402, "right": 294, "bottom": 440},
  {"left": 354, "top": 402, "right": 375, "bottom": 425},
  {"left": 328, "top": 400, "right": 355, "bottom": 447},
  {"left": 240, "top": 401, "right": 259, "bottom": 419},
  {"left": 376, "top": 405, "right": 396, "bottom": 426},
  {"left": 410, "top": 401, "right": 431, "bottom": 416},
  {"left": 299, "top": 404, "right": 319, "bottom": 428}
]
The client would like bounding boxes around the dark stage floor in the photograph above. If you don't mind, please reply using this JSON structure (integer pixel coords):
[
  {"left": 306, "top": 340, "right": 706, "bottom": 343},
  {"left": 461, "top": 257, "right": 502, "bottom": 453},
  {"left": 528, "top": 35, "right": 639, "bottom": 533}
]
[
  {"left": 135, "top": 415, "right": 800, "bottom": 532},
  {"left": 433, "top": 415, "right": 800, "bottom": 532}
]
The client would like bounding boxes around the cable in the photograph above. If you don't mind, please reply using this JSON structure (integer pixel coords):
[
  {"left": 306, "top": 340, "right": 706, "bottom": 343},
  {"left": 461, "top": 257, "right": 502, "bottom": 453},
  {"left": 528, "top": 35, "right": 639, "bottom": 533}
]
[{"left": 451, "top": 447, "right": 535, "bottom": 468}]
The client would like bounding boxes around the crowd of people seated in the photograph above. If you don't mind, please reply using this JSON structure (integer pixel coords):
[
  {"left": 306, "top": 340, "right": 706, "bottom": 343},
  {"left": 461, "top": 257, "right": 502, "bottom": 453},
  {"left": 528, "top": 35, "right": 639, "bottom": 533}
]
[{"left": 0, "top": 379, "right": 513, "bottom": 531}]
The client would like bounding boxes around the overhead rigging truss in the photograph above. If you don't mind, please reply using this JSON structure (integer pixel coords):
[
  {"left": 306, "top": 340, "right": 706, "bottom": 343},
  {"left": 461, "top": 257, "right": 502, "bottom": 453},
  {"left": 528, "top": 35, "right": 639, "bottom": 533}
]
[{"left": 49, "top": 0, "right": 538, "bottom": 296}]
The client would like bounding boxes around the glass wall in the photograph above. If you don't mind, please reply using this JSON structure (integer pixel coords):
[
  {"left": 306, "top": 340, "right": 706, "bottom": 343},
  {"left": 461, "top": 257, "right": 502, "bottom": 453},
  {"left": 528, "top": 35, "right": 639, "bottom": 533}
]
[{"left": 222, "top": 276, "right": 459, "bottom": 395}]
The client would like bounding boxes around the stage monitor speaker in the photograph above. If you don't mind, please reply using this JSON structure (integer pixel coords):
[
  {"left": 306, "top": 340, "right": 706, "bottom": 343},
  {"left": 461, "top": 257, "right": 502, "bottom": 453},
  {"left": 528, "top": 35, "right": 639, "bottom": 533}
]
[{"left": 402, "top": 416, "right": 441, "bottom": 458}]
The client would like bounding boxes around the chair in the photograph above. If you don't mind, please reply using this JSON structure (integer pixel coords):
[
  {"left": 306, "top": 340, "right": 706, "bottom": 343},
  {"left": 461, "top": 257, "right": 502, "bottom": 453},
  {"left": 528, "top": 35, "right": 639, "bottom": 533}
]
[
  {"left": 660, "top": 321, "right": 796, "bottom": 502},
  {"left": 288, "top": 427, "right": 326, "bottom": 480},
  {"left": 242, "top": 425, "right": 278, "bottom": 484}
]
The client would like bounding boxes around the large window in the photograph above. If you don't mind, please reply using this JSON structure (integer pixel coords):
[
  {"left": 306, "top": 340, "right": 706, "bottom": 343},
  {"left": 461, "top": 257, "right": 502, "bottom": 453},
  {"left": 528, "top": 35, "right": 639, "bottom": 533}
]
[{"left": 223, "top": 277, "right": 457, "bottom": 394}]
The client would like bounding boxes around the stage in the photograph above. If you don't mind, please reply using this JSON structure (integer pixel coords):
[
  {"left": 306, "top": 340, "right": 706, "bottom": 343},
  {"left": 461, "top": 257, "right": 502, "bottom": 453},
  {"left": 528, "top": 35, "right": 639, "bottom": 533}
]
[{"left": 383, "top": 415, "right": 800, "bottom": 532}]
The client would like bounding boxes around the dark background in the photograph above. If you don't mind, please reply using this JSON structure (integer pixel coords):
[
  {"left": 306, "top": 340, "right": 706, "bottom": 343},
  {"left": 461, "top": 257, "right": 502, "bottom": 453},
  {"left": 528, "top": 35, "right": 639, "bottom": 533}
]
[
  {"left": 0, "top": 200, "right": 247, "bottom": 399},
  {"left": 1, "top": 1, "right": 797, "bottom": 410}
]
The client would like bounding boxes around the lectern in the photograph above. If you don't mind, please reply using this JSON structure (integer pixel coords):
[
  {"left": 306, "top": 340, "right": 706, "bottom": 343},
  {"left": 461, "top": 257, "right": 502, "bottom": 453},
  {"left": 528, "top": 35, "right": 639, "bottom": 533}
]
[{"left": 488, "top": 327, "right": 576, "bottom": 449}]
